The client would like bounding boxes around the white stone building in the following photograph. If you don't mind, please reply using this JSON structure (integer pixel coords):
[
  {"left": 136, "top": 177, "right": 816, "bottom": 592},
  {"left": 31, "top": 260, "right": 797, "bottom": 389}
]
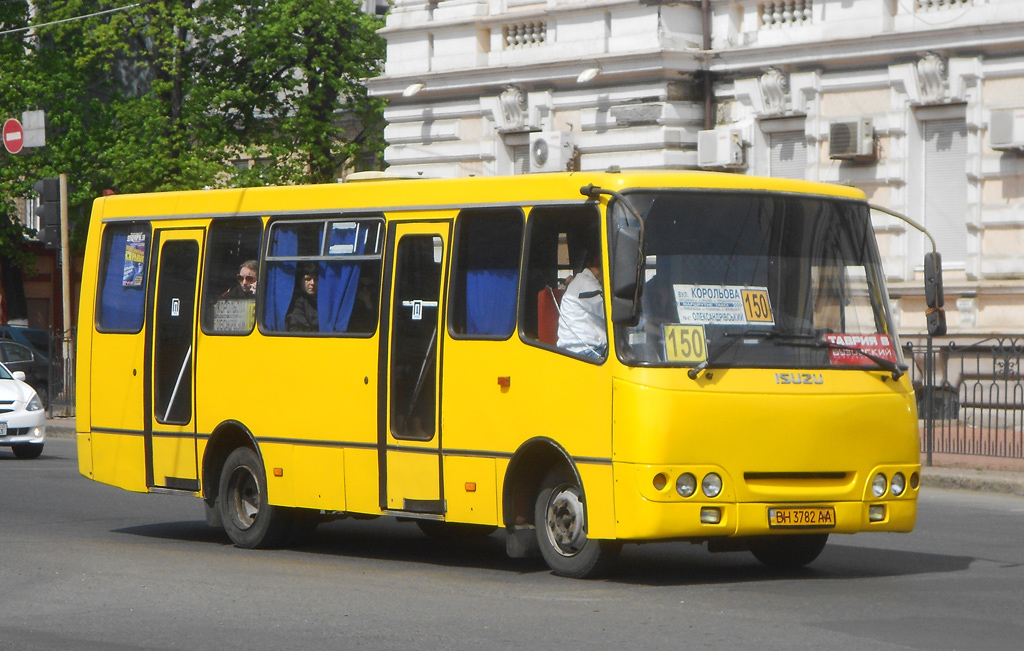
[{"left": 365, "top": 0, "right": 1024, "bottom": 337}]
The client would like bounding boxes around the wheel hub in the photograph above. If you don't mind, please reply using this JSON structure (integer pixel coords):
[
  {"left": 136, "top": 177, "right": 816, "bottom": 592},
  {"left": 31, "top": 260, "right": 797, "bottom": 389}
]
[{"left": 545, "top": 486, "right": 586, "bottom": 556}]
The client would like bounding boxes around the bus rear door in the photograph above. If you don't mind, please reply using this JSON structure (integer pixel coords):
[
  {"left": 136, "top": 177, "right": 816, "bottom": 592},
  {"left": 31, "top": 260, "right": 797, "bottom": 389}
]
[
  {"left": 381, "top": 222, "right": 450, "bottom": 514},
  {"left": 146, "top": 228, "right": 204, "bottom": 491}
]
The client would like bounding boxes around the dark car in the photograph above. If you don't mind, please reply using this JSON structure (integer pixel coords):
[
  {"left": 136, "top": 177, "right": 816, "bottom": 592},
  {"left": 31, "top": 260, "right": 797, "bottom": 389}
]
[
  {"left": 0, "top": 326, "right": 51, "bottom": 358},
  {"left": 0, "top": 341, "right": 58, "bottom": 407}
]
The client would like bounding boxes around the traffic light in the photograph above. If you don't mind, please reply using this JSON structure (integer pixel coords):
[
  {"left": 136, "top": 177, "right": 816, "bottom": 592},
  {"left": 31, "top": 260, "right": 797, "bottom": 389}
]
[{"left": 33, "top": 178, "right": 60, "bottom": 249}]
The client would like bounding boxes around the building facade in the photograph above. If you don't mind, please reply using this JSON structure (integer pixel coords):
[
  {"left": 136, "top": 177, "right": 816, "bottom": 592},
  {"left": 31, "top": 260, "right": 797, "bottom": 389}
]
[{"left": 366, "top": 0, "right": 1024, "bottom": 337}]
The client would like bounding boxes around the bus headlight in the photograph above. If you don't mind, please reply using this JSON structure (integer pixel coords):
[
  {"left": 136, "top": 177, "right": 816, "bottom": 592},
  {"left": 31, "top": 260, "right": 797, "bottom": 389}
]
[
  {"left": 891, "top": 472, "right": 906, "bottom": 497},
  {"left": 676, "top": 473, "right": 697, "bottom": 497},
  {"left": 701, "top": 473, "right": 722, "bottom": 498},
  {"left": 872, "top": 473, "right": 887, "bottom": 497}
]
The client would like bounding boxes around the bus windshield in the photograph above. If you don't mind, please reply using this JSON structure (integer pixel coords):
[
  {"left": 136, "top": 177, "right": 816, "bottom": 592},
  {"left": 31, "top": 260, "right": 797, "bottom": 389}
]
[{"left": 614, "top": 191, "right": 901, "bottom": 370}]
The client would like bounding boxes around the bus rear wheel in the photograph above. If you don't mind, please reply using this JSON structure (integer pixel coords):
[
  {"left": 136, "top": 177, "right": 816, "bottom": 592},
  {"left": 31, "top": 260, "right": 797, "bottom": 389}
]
[
  {"left": 218, "top": 447, "right": 292, "bottom": 549},
  {"left": 748, "top": 534, "right": 829, "bottom": 569},
  {"left": 534, "top": 467, "right": 620, "bottom": 579}
]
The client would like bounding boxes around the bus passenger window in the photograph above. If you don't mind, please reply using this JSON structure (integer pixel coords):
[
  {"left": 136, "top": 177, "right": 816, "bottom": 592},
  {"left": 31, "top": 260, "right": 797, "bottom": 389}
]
[
  {"left": 263, "top": 217, "right": 383, "bottom": 335},
  {"left": 200, "top": 218, "right": 263, "bottom": 335},
  {"left": 96, "top": 223, "right": 151, "bottom": 333},
  {"left": 449, "top": 209, "right": 523, "bottom": 338},
  {"left": 521, "top": 206, "right": 605, "bottom": 358}
]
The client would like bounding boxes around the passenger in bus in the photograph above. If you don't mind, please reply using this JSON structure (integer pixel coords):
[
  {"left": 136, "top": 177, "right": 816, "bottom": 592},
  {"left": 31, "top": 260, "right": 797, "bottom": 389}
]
[
  {"left": 286, "top": 262, "right": 319, "bottom": 332},
  {"left": 222, "top": 260, "right": 259, "bottom": 298},
  {"left": 556, "top": 252, "right": 606, "bottom": 358}
]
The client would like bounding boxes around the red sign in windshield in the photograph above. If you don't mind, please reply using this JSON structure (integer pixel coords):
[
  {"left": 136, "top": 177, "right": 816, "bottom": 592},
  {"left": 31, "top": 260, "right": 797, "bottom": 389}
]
[{"left": 825, "top": 333, "right": 897, "bottom": 367}]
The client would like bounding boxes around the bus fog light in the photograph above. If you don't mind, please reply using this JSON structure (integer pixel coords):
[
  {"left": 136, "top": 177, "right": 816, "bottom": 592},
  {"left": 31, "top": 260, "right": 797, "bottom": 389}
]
[
  {"left": 702, "top": 473, "right": 723, "bottom": 498},
  {"left": 653, "top": 473, "right": 668, "bottom": 491},
  {"left": 869, "top": 504, "right": 886, "bottom": 522},
  {"left": 872, "top": 473, "right": 887, "bottom": 497},
  {"left": 700, "top": 507, "right": 721, "bottom": 524},
  {"left": 891, "top": 472, "right": 906, "bottom": 496},
  {"left": 676, "top": 473, "right": 697, "bottom": 497}
]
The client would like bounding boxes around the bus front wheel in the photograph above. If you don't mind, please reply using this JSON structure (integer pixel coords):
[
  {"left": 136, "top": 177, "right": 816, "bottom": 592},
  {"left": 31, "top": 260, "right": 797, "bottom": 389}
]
[
  {"left": 748, "top": 534, "right": 829, "bottom": 569},
  {"left": 218, "top": 447, "right": 292, "bottom": 549},
  {"left": 534, "top": 467, "right": 620, "bottom": 579}
]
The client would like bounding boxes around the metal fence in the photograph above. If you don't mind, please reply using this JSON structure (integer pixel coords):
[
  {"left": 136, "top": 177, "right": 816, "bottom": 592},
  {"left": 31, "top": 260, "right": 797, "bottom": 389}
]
[
  {"left": 47, "top": 329, "right": 76, "bottom": 418},
  {"left": 903, "top": 336, "right": 1024, "bottom": 464}
]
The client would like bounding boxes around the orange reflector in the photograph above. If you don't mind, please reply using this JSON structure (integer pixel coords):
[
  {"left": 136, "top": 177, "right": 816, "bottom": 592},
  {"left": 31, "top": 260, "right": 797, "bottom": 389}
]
[
  {"left": 273, "top": 468, "right": 284, "bottom": 477},
  {"left": 465, "top": 482, "right": 477, "bottom": 492},
  {"left": 497, "top": 376, "right": 511, "bottom": 388}
]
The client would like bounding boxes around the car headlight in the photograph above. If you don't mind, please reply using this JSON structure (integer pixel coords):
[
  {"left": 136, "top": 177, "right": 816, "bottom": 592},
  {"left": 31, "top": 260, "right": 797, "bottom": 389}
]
[{"left": 26, "top": 394, "right": 43, "bottom": 411}]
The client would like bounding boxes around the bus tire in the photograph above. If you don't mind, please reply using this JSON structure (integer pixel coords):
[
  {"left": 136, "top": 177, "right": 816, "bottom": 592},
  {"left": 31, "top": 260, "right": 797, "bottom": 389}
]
[
  {"left": 534, "top": 467, "right": 620, "bottom": 579},
  {"left": 218, "top": 447, "right": 291, "bottom": 549},
  {"left": 748, "top": 534, "right": 829, "bottom": 569}
]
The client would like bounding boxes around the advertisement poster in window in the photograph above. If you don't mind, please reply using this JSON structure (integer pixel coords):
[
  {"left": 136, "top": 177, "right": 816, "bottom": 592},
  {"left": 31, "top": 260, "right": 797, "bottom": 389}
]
[{"left": 122, "top": 232, "right": 147, "bottom": 287}]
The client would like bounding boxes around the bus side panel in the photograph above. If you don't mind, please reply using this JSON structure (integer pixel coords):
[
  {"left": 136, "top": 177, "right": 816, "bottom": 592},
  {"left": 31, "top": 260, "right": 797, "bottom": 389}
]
[
  {"left": 87, "top": 332, "right": 148, "bottom": 489},
  {"left": 293, "top": 445, "right": 347, "bottom": 511},
  {"left": 344, "top": 447, "right": 379, "bottom": 514},
  {"left": 442, "top": 455, "right": 498, "bottom": 525},
  {"left": 195, "top": 335, "right": 378, "bottom": 513},
  {"left": 76, "top": 201, "right": 105, "bottom": 479},
  {"left": 442, "top": 337, "right": 613, "bottom": 533},
  {"left": 90, "top": 431, "right": 149, "bottom": 492}
]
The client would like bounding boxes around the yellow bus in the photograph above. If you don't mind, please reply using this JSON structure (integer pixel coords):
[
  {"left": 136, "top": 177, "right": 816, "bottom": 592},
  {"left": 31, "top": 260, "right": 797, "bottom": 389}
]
[{"left": 76, "top": 170, "right": 936, "bottom": 578}]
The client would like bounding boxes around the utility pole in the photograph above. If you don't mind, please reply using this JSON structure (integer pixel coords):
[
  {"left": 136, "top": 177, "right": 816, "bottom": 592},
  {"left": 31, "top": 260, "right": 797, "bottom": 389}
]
[{"left": 59, "top": 174, "right": 73, "bottom": 415}]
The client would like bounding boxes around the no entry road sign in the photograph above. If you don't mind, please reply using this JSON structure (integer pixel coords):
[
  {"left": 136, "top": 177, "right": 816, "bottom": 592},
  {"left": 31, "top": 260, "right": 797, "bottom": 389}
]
[{"left": 3, "top": 118, "right": 25, "bottom": 154}]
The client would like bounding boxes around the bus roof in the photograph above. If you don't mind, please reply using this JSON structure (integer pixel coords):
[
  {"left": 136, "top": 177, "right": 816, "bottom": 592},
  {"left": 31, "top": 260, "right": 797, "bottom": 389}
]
[{"left": 92, "top": 170, "right": 868, "bottom": 221}]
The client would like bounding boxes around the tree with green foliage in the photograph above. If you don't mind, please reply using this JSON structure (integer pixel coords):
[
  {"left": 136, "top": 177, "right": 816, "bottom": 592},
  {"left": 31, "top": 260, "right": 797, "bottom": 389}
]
[{"left": 1, "top": 0, "right": 387, "bottom": 258}]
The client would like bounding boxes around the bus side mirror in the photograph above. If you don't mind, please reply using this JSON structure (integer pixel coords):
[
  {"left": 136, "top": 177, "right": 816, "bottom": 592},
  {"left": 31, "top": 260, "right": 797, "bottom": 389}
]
[
  {"left": 924, "top": 251, "right": 946, "bottom": 336},
  {"left": 610, "top": 224, "right": 643, "bottom": 325}
]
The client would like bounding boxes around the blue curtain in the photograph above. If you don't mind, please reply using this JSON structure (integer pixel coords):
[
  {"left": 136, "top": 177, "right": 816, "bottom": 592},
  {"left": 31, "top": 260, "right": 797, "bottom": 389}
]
[
  {"left": 463, "top": 219, "right": 519, "bottom": 336},
  {"left": 319, "top": 225, "right": 366, "bottom": 333},
  {"left": 466, "top": 269, "right": 517, "bottom": 335},
  {"left": 97, "top": 229, "right": 147, "bottom": 332},
  {"left": 265, "top": 227, "right": 298, "bottom": 331}
]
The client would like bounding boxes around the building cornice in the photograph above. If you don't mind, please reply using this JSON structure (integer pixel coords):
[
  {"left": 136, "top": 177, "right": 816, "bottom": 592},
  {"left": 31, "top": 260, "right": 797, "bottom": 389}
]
[{"left": 710, "top": 22, "right": 1024, "bottom": 74}]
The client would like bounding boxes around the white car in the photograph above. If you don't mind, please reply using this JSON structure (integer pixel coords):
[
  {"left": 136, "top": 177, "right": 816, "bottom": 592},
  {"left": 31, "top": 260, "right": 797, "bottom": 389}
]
[{"left": 0, "top": 362, "right": 46, "bottom": 459}]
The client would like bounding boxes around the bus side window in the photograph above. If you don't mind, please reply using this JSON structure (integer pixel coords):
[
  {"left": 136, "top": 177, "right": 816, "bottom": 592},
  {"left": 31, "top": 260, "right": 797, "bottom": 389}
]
[
  {"left": 96, "top": 223, "right": 151, "bottom": 333},
  {"left": 262, "top": 217, "right": 383, "bottom": 336},
  {"left": 521, "top": 206, "right": 602, "bottom": 347},
  {"left": 449, "top": 209, "right": 523, "bottom": 338},
  {"left": 200, "top": 218, "right": 264, "bottom": 335}
]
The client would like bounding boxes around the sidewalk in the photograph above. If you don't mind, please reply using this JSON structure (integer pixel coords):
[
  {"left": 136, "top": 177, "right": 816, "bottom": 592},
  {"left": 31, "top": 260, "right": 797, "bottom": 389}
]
[{"left": 45, "top": 417, "right": 1024, "bottom": 497}]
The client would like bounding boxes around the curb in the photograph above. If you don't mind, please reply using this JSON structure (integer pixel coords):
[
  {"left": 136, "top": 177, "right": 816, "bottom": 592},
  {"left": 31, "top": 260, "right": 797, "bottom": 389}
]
[{"left": 920, "top": 468, "right": 1024, "bottom": 497}]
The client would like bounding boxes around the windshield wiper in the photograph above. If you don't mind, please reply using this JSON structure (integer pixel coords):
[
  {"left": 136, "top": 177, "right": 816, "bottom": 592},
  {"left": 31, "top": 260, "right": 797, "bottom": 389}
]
[
  {"left": 687, "top": 329, "right": 813, "bottom": 380},
  {"left": 814, "top": 337, "right": 904, "bottom": 380}
]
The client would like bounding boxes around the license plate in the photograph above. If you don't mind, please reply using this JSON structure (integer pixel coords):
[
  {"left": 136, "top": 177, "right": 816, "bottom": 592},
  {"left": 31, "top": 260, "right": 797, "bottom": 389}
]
[
  {"left": 767, "top": 506, "right": 836, "bottom": 528},
  {"left": 0, "top": 422, "right": 7, "bottom": 437}
]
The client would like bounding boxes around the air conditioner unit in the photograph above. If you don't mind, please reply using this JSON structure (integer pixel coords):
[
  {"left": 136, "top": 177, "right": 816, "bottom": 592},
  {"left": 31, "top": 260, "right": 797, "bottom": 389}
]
[
  {"left": 990, "top": 108, "right": 1024, "bottom": 151},
  {"left": 829, "top": 119, "right": 875, "bottom": 160},
  {"left": 697, "top": 128, "right": 745, "bottom": 168},
  {"left": 529, "top": 131, "right": 574, "bottom": 173}
]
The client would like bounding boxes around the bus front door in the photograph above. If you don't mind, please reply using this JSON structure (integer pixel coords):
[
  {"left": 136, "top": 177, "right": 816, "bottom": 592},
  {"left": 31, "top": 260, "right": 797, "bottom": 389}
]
[
  {"left": 146, "top": 229, "right": 203, "bottom": 492},
  {"left": 381, "top": 223, "right": 450, "bottom": 514}
]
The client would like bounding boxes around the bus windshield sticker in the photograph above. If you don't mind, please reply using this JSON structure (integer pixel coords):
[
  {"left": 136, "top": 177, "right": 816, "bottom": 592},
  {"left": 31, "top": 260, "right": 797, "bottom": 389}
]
[
  {"left": 122, "top": 231, "right": 147, "bottom": 287},
  {"left": 823, "top": 333, "right": 897, "bottom": 367},
  {"left": 672, "top": 284, "right": 775, "bottom": 326},
  {"left": 662, "top": 324, "right": 707, "bottom": 363}
]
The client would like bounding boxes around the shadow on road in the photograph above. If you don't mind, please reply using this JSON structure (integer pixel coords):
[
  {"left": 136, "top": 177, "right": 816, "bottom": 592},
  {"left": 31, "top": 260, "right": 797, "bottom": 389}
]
[{"left": 113, "top": 515, "right": 975, "bottom": 585}]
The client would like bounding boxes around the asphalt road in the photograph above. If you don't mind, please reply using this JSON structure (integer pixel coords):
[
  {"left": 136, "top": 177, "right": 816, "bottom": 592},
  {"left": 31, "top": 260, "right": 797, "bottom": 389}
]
[{"left": 2, "top": 438, "right": 1023, "bottom": 651}]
